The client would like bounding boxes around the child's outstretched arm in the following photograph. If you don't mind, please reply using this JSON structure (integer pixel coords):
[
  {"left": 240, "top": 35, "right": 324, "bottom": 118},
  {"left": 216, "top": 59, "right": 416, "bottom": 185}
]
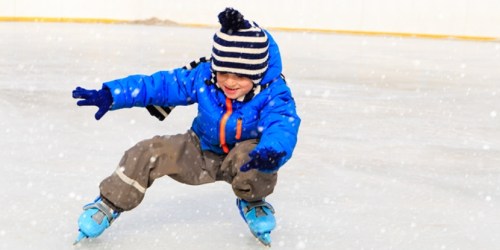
[{"left": 72, "top": 64, "right": 209, "bottom": 120}]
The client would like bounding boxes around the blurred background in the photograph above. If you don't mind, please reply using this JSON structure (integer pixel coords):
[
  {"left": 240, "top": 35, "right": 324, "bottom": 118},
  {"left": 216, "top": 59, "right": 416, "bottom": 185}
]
[{"left": 1, "top": 1, "right": 499, "bottom": 250}]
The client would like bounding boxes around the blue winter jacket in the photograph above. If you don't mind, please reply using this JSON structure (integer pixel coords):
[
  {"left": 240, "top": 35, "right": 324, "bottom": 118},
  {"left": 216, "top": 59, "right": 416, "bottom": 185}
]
[{"left": 103, "top": 32, "right": 300, "bottom": 168}]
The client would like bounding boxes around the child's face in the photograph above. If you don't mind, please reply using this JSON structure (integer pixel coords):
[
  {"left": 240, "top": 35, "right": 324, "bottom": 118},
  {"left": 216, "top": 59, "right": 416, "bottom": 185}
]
[{"left": 216, "top": 72, "right": 254, "bottom": 100}]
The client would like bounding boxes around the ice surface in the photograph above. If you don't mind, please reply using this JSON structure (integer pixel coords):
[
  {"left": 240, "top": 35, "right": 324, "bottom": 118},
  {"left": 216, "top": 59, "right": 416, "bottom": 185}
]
[{"left": 0, "top": 22, "right": 499, "bottom": 250}]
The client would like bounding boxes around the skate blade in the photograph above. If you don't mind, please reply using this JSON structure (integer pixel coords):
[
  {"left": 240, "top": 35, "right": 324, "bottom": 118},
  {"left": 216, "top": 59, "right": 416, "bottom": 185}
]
[
  {"left": 73, "top": 231, "right": 87, "bottom": 245},
  {"left": 252, "top": 231, "right": 272, "bottom": 247}
]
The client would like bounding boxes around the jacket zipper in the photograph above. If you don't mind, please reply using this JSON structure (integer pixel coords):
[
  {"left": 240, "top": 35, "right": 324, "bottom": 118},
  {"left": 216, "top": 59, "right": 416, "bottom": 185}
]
[{"left": 219, "top": 98, "right": 232, "bottom": 153}]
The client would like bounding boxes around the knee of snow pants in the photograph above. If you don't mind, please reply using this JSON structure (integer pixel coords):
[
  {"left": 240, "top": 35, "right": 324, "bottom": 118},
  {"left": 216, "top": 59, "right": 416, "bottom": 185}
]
[{"left": 220, "top": 139, "right": 278, "bottom": 202}]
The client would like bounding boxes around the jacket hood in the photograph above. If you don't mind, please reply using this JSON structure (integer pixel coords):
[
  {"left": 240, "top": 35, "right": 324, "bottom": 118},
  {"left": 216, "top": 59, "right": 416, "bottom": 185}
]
[{"left": 259, "top": 30, "right": 283, "bottom": 85}]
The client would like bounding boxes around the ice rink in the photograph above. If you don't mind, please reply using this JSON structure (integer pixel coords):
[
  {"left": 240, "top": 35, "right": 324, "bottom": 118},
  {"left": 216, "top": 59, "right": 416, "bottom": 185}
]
[{"left": 1, "top": 22, "right": 499, "bottom": 249}]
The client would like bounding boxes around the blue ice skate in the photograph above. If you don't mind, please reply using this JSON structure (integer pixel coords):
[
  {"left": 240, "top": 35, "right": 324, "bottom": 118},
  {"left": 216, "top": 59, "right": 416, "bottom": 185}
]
[
  {"left": 74, "top": 196, "right": 120, "bottom": 245},
  {"left": 236, "top": 198, "right": 276, "bottom": 246}
]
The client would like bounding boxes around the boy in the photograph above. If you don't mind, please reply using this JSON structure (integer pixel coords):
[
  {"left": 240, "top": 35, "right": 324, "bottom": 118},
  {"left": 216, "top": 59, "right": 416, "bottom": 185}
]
[{"left": 72, "top": 8, "right": 300, "bottom": 246}]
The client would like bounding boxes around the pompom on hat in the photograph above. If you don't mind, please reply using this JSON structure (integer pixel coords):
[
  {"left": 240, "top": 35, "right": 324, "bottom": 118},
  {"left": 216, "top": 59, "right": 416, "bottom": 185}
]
[{"left": 211, "top": 8, "right": 269, "bottom": 84}]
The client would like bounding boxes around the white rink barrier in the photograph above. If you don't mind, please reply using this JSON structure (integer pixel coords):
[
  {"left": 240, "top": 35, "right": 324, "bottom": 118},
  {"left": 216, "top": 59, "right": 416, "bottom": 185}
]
[{"left": 1, "top": 0, "right": 499, "bottom": 40}]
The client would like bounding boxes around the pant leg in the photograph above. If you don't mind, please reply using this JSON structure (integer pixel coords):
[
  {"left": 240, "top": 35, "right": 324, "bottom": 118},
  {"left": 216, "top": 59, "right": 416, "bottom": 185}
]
[
  {"left": 100, "top": 130, "right": 218, "bottom": 211},
  {"left": 219, "top": 140, "right": 278, "bottom": 202}
]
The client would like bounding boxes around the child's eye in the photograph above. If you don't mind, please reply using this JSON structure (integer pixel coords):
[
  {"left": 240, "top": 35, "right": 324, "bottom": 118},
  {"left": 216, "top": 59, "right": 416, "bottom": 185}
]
[{"left": 216, "top": 72, "right": 228, "bottom": 79}]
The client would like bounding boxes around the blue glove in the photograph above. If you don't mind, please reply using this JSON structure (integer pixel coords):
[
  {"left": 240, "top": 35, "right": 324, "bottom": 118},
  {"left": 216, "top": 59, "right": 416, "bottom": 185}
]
[
  {"left": 240, "top": 148, "right": 286, "bottom": 173},
  {"left": 72, "top": 86, "right": 113, "bottom": 120}
]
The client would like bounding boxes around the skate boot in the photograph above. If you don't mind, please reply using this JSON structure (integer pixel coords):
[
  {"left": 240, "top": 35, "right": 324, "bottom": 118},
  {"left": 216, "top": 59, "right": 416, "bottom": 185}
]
[
  {"left": 236, "top": 198, "right": 276, "bottom": 246},
  {"left": 74, "top": 196, "right": 120, "bottom": 244}
]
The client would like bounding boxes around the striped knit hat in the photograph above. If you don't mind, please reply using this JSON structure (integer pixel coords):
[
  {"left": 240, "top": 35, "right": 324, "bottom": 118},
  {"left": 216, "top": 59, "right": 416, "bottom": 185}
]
[{"left": 211, "top": 8, "right": 269, "bottom": 84}]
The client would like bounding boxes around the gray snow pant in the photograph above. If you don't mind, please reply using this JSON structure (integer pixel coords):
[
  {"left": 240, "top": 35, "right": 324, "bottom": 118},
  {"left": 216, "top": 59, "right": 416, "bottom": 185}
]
[{"left": 99, "top": 130, "right": 277, "bottom": 211}]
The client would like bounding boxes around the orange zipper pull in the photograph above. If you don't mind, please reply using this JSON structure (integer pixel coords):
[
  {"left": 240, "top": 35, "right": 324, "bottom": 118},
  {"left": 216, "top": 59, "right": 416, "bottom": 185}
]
[{"left": 236, "top": 118, "right": 242, "bottom": 140}]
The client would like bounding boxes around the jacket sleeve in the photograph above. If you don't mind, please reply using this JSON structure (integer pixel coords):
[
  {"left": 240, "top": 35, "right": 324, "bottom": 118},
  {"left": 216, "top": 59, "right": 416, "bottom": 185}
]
[
  {"left": 102, "top": 66, "right": 204, "bottom": 110},
  {"left": 254, "top": 84, "right": 301, "bottom": 167}
]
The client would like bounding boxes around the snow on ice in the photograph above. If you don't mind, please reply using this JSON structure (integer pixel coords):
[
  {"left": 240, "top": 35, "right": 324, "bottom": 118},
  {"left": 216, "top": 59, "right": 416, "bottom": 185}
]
[{"left": 0, "top": 22, "right": 499, "bottom": 250}]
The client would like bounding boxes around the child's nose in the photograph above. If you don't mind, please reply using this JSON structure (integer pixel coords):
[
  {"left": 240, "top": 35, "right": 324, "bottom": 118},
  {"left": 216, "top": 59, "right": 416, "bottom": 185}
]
[{"left": 227, "top": 74, "right": 238, "bottom": 84}]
